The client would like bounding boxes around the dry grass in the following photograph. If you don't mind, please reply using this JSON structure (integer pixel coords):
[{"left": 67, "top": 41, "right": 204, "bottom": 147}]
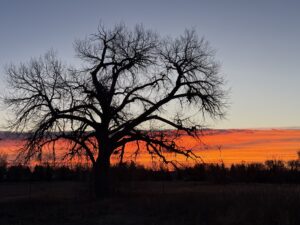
[{"left": 1, "top": 181, "right": 300, "bottom": 225}]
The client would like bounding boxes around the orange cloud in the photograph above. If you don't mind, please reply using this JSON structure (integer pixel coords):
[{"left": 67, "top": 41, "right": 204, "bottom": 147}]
[{"left": 1, "top": 129, "right": 300, "bottom": 167}]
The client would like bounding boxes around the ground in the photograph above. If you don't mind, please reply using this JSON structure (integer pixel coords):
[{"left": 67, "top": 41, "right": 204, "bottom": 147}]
[{"left": 1, "top": 181, "right": 300, "bottom": 225}]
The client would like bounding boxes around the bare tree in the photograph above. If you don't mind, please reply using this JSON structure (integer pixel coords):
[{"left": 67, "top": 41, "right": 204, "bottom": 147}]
[{"left": 4, "top": 23, "right": 226, "bottom": 197}]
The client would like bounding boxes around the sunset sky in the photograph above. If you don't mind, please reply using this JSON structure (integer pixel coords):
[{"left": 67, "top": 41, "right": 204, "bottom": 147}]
[{"left": 0, "top": 0, "right": 300, "bottom": 129}]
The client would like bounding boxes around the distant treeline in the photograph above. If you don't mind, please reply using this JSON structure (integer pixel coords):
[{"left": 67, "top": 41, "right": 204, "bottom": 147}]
[{"left": 1, "top": 159, "right": 300, "bottom": 183}]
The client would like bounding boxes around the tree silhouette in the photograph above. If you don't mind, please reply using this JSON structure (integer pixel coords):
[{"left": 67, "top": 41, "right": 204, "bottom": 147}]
[{"left": 4, "top": 23, "right": 226, "bottom": 197}]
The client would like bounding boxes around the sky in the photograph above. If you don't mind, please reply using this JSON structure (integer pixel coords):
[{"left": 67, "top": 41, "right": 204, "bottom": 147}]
[{"left": 0, "top": 0, "right": 300, "bottom": 129}]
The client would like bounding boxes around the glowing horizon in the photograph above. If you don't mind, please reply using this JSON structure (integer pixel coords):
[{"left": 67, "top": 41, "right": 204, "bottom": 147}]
[{"left": 1, "top": 129, "right": 299, "bottom": 168}]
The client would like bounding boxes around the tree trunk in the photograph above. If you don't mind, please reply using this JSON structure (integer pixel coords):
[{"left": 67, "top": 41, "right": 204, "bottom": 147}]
[{"left": 93, "top": 155, "right": 111, "bottom": 198}]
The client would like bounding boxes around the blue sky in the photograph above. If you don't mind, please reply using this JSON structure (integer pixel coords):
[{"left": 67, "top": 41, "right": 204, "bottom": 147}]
[{"left": 0, "top": 0, "right": 300, "bottom": 129}]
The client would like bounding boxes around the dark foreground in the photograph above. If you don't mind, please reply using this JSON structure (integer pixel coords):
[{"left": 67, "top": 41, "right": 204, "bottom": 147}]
[{"left": 1, "top": 181, "right": 300, "bottom": 225}]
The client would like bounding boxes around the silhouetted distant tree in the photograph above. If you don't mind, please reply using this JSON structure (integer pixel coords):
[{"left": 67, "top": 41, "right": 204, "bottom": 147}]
[
  {"left": 0, "top": 152, "right": 8, "bottom": 181},
  {"left": 265, "top": 160, "right": 285, "bottom": 171},
  {"left": 4, "top": 23, "right": 227, "bottom": 197},
  {"left": 6, "top": 165, "right": 31, "bottom": 181},
  {"left": 0, "top": 152, "right": 8, "bottom": 167}
]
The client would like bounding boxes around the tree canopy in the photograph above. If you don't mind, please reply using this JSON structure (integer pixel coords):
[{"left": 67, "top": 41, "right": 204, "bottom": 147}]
[{"left": 4, "top": 23, "right": 227, "bottom": 196}]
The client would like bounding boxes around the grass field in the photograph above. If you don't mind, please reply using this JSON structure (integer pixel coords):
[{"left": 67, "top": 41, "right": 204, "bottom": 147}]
[{"left": 1, "top": 181, "right": 300, "bottom": 225}]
